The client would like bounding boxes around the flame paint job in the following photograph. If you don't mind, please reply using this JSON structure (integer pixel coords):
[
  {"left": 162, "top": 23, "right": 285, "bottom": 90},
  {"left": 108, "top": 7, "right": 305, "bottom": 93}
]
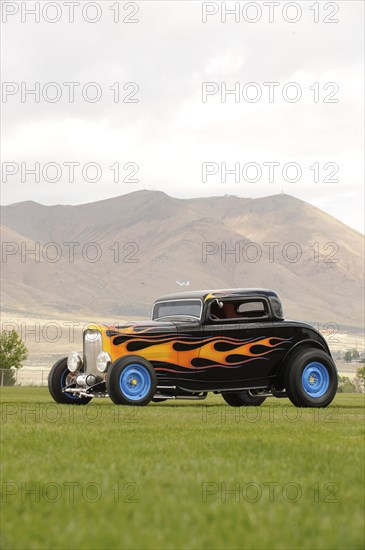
[
  {"left": 89, "top": 323, "right": 292, "bottom": 375},
  {"left": 84, "top": 290, "right": 331, "bottom": 391}
]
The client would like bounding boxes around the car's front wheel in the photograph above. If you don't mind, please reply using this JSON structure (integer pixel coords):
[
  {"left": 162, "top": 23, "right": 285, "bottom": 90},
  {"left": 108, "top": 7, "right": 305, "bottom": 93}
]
[
  {"left": 284, "top": 348, "right": 337, "bottom": 408},
  {"left": 222, "top": 391, "right": 266, "bottom": 407},
  {"left": 106, "top": 356, "right": 157, "bottom": 405},
  {"left": 48, "top": 357, "right": 92, "bottom": 405}
]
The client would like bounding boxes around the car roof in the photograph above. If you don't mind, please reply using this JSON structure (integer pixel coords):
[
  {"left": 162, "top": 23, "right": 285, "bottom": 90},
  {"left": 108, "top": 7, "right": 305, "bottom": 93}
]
[{"left": 155, "top": 288, "right": 279, "bottom": 302}]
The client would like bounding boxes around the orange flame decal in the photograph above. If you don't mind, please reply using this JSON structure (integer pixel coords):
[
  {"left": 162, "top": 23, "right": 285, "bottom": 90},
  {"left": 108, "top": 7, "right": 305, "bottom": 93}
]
[{"left": 106, "top": 329, "right": 291, "bottom": 373}]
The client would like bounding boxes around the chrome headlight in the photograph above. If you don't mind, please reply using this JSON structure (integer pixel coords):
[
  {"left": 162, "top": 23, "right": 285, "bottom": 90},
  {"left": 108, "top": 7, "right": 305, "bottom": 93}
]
[
  {"left": 96, "top": 351, "right": 111, "bottom": 373},
  {"left": 67, "top": 352, "right": 83, "bottom": 373}
]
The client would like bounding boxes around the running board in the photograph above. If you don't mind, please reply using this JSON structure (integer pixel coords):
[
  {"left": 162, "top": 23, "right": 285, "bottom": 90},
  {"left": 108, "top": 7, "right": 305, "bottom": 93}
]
[
  {"left": 247, "top": 389, "right": 288, "bottom": 398},
  {"left": 153, "top": 393, "right": 208, "bottom": 401}
]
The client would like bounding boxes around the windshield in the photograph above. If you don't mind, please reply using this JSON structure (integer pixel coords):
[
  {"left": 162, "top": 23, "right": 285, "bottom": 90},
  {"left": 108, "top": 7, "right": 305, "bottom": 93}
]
[{"left": 152, "top": 299, "right": 202, "bottom": 321}]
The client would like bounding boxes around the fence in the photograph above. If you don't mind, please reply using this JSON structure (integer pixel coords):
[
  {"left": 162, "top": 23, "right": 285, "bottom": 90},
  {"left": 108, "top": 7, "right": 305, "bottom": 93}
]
[{"left": 0, "top": 368, "right": 50, "bottom": 387}]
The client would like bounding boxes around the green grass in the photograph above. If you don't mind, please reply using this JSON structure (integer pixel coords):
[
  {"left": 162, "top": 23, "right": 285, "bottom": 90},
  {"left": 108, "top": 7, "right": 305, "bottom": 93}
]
[{"left": 0, "top": 389, "right": 364, "bottom": 550}]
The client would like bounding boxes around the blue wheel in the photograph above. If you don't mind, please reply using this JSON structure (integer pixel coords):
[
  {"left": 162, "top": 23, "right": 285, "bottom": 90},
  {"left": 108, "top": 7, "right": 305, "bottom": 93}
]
[
  {"left": 285, "top": 349, "right": 337, "bottom": 408},
  {"left": 48, "top": 358, "right": 91, "bottom": 405},
  {"left": 60, "top": 369, "right": 83, "bottom": 400},
  {"left": 106, "top": 356, "right": 157, "bottom": 405},
  {"left": 119, "top": 364, "right": 152, "bottom": 401},
  {"left": 301, "top": 362, "right": 330, "bottom": 397},
  {"left": 222, "top": 391, "right": 266, "bottom": 407}
]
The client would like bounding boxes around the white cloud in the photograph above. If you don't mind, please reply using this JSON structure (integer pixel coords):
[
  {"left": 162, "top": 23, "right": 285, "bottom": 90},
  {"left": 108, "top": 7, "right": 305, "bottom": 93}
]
[
  {"left": 205, "top": 51, "right": 246, "bottom": 75},
  {"left": 1, "top": 1, "right": 364, "bottom": 233}
]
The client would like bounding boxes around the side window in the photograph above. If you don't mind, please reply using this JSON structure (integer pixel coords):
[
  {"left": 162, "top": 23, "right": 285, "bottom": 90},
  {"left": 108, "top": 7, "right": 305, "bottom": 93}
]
[
  {"left": 209, "top": 299, "right": 269, "bottom": 321},
  {"left": 237, "top": 300, "right": 268, "bottom": 318}
]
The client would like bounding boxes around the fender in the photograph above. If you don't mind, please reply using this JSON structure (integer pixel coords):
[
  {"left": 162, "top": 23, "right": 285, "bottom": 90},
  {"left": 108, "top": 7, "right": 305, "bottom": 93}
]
[{"left": 274, "top": 338, "right": 331, "bottom": 390}]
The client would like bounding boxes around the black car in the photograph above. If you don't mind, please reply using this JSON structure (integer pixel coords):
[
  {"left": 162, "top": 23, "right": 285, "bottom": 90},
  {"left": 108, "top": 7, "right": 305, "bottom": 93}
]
[{"left": 48, "top": 288, "right": 338, "bottom": 408}]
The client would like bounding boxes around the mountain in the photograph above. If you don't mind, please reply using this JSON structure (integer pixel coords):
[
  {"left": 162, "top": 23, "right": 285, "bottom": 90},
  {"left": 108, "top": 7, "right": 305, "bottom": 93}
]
[{"left": 1, "top": 191, "right": 364, "bottom": 331}]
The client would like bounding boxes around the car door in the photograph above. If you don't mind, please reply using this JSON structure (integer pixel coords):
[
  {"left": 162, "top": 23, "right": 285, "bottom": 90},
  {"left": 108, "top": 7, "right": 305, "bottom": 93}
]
[
  {"left": 173, "top": 319, "right": 207, "bottom": 389},
  {"left": 199, "top": 297, "right": 275, "bottom": 389}
]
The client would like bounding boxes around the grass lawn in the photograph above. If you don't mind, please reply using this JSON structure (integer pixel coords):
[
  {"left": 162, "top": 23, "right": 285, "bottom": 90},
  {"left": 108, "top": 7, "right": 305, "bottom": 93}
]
[{"left": 0, "top": 388, "right": 364, "bottom": 550}]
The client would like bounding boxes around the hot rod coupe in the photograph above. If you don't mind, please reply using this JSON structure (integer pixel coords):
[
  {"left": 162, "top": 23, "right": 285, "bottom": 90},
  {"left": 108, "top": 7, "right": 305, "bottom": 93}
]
[{"left": 48, "top": 289, "right": 338, "bottom": 407}]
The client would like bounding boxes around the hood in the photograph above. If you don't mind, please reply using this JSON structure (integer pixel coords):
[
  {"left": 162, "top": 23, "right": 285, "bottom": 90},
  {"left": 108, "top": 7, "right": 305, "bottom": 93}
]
[
  {"left": 86, "top": 320, "right": 177, "bottom": 337},
  {"left": 85, "top": 320, "right": 178, "bottom": 363}
]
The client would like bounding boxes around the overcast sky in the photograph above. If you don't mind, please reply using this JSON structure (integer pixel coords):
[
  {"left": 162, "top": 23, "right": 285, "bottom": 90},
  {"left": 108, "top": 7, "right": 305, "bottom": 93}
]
[{"left": 1, "top": 0, "right": 364, "bottom": 232}]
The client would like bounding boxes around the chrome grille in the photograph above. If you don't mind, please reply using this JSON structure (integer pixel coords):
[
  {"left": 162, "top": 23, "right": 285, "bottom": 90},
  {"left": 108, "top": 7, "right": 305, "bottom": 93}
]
[{"left": 83, "top": 330, "right": 102, "bottom": 376}]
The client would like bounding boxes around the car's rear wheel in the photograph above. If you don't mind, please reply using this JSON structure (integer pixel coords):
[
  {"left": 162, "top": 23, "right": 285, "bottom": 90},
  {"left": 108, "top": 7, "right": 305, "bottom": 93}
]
[
  {"left": 106, "top": 356, "right": 157, "bottom": 405},
  {"left": 222, "top": 391, "right": 266, "bottom": 407},
  {"left": 48, "top": 357, "right": 92, "bottom": 405},
  {"left": 152, "top": 397, "right": 168, "bottom": 403},
  {"left": 284, "top": 348, "right": 337, "bottom": 408}
]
